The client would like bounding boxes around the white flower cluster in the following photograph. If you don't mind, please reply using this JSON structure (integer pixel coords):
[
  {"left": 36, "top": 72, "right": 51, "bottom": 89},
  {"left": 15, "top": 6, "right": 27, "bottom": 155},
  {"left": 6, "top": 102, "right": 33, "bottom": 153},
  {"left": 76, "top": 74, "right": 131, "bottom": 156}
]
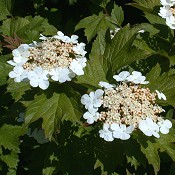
[
  {"left": 158, "top": 0, "right": 175, "bottom": 29},
  {"left": 81, "top": 71, "right": 172, "bottom": 142},
  {"left": 8, "top": 31, "right": 87, "bottom": 90}
]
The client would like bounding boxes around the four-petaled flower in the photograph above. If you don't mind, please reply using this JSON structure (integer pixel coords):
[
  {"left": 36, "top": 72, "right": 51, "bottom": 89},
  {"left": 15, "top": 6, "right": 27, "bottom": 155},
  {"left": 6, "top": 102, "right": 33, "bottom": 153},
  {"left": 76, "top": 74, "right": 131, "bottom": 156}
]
[
  {"left": 9, "top": 66, "right": 28, "bottom": 82},
  {"left": 28, "top": 67, "right": 49, "bottom": 90},
  {"left": 139, "top": 118, "right": 160, "bottom": 138},
  {"left": 111, "top": 123, "right": 134, "bottom": 140},
  {"left": 49, "top": 67, "right": 71, "bottom": 83},
  {"left": 83, "top": 108, "right": 100, "bottom": 124},
  {"left": 113, "top": 71, "right": 130, "bottom": 82},
  {"left": 81, "top": 89, "right": 104, "bottom": 111},
  {"left": 126, "top": 71, "right": 149, "bottom": 84},
  {"left": 99, "top": 123, "right": 114, "bottom": 142},
  {"left": 158, "top": 119, "right": 172, "bottom": 134}
]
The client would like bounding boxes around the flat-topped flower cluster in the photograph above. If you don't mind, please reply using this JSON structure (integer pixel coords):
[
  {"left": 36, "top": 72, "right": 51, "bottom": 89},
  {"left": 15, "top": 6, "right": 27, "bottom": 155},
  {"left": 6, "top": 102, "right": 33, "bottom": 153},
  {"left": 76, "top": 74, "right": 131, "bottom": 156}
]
[
  {"left": 8, "top": 31, "right": 87, "bottom": 89},
  {"left": 81, "top": 71, "right": 172, "bottom": 142},
  {"left": 159, "top": 0, "right": 175, "bottom": 29}
]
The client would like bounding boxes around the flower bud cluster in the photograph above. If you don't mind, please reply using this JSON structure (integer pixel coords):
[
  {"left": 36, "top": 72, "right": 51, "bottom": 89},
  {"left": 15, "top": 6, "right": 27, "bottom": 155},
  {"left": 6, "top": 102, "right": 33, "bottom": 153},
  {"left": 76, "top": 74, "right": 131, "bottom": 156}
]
[
  {"left": 158, "top": 0, "right": 175, "bottom": 29},
  {"left": 8, "top": 31, "right": 87, "bottom": 90},
  {"left": 81, "top": 71, "right": 172, "bottom": 142}
]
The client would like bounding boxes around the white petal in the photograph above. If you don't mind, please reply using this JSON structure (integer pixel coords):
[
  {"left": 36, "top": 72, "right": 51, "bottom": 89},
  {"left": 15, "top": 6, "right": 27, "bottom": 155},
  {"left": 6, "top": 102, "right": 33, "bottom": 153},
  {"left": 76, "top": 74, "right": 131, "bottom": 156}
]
[
  {"left": 111, "top": 123, "right": 120, "bottom": 131},
  {"left": 164, "top": 119, "right": 172, "bottom": 128},
  {"left": 95, "top": 89, "right": 104, "bottom": 98},
  {"left": 39, "top": 80, "right": 49, "bottom": 90},
  {"left": 30, "top": 79, "right": 39, "bottom": 87},
  {"left": 132, "top": 71, "right": 142, "bottom": 78},
  {"left": 160, "top": 126, "right": 169, "bottom": 134},
  {"left": 120, "top": 133, "right": 130, "bottom": 140},
  {"left": 9, "top": 71, "right": 17, "bottom": 78},
  {"left": 126, "top": 125, "right": 134, "bottom": 134},
  {"left": 152, "top": 131, "right": 160, "bottom": 138}
]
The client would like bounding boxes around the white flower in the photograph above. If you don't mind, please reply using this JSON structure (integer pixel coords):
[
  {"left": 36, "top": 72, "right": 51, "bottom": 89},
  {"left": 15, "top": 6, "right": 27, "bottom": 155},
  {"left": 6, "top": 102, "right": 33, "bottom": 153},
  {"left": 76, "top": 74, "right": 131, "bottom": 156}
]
[
  {"left": 73, "top": 43, "right": 87, "bottom": 56},
  {"left": 160, "top": 0, "right": 175, "bottom": 6},
  {"left": 76, "top": 57, "right": 87, "bottom": 68},
  {"left": 81, "top": 89, "right": 104, "bottom": 111},
  {"left": 111, "top": 123, "right": 134, "bottom": 140},
  {"left": 28, "top": 67, "right": 49, "bottom": 90},
  {"left": 53, "top": 31, "right": 72, "bottom": 43},
  {"left": 126, "top": 71, "right": 149, "bottom": 84},
  {"left": 49, "top": 67, "right": 71, "bottom": 83},
  {"left": 139, "top": 118, "right": 160, "bottom": 138},
  {"left": 39, "top": 34, "right": 47, "bottom": 40},
  {"left": 158, "top": 119, "right": 172, "bottom": 134},
  {"left": 8, "top": 44, "right": 30, "bottom": 66},
  {"left": 70, "top": 35, "right": 78, "bottom": 43},
  {"left": 113, "top": 71, "right": 130, "bottom": 82},
  {"left": 9, "top": 66, "right": 28, "bottom": 82},
  {"left": 83, "top": 108, "right": 100, "bottom": 124},
  {"left": 53, "top": 31, "right": 65, "bottom": 40},
  {"left": 99, "top": 123, "right": 114, "bottom": 142},
  {"left": 69, "top": 59, "right": 84, "bottom": 75},
  {"left": 158, "top": 5, "right": 172, "bottom": 19},
  {"left": 99, "top": 81, "right": 115, "bottom": 89},
  {"left": 155, "top": 90, "right": 166, "bottom": 100},
  {"left": 166, "top": 15, "right": 175, "bottom": 29}
]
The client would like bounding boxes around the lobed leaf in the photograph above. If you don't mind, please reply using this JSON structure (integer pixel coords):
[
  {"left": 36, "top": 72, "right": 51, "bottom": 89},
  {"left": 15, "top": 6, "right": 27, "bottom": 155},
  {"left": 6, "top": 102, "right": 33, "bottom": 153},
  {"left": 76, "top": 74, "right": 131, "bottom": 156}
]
[
  {"left": 25, "top": 91, "right": 81, "bottom": 139},
  {"left": 75, "top": 12, "right": 113, "bottom": 42},
  {"left": 0, "top": 0, "right": 14, "bottom": 21}
]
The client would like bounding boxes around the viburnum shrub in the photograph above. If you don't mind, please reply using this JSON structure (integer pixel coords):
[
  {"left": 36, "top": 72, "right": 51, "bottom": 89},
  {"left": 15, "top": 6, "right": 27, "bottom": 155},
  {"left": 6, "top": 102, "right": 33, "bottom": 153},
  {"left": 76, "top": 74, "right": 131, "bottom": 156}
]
[{"left": 0, "top": 0, "right": 175, "bottom": 175}]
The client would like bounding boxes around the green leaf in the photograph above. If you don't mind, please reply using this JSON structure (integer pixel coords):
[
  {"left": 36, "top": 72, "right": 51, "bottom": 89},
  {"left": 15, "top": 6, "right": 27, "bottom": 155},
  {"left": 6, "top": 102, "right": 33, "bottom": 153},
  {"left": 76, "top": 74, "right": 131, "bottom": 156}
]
[
  {"left": 42, "top": 167, "right": 55, "bottom": 175},
  {"left": 68, "top": 0, "right": 77, "bottom": 5},
  {"left": 137, "top": 135, "right": 160, "bottom": 175},
  {"left": 146, "top": 63, "right": 161, "bottom": 83},
  {"left": 100, "top": 0, "right": 111, "bottom": 8},
  {"left": 110, "top": 4, "right": 124, "bottom": 27},
  {"left": 144, "top": 12, "right": 166, "bottom": 25},
  {"left": 0, "top": 124, "right": 24, "bottom": 152},
  {"left": 103, "top": 25, "right": 150, "bottom": 74},
  {"left": 0, "top": 61, "right": 12, "bottom": 86},
  {"left": 25, "top": 91, "right": 81, "bottom": 139},
  {"left": 94, "top": 159, "right": 108, "bottom": 175},
  {"left": 1, "top": 17, "right": 30, "bottom": 36},
  {"left": 76, "top": 30, "right": 107, "bottom": 88},
  {"left": 75, "top": 12, "right": 113, "bottom": 42},
  {"left": 128, "top": 0, "right": 160, "bottom": 12},
  {"left": 155, "top": 129, "right": 175, "bottom": 162},
  {"left": 0, "top": 151, "right": 18, "bottom": 169},
  {"left": 0, "top": 0, "right": 14, "bottom": 21},
  {"left": 7, "top": 79, "right": 31, "bottom": 102},
  {"left": 146, "top": 66, "right": 175, "bottom": 106},
  {"left": 0, "top": 15, "right": 57, "bottom": 42}
]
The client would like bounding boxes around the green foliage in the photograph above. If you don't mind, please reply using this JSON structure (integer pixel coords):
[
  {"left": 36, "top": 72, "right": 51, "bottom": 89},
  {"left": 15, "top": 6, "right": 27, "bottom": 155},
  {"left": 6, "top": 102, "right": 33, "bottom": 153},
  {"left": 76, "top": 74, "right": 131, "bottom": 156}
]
[
  {"left": 76, "top": 30, "right": 107, "bottom": 87},
  {"left": 25, "top": 89, "right": 81, "bottom": 139},
  {"left": 75, "top": 3, "right": 124, "bottom": 42},
  {"left": 75, "top": 12, "right": 113, "bottom": 42},
  {"left": 0, "top": 61, "right": 12, "bottom": 86},
  {"left": 0, "top": 0, "right": 175, "bottom": 174},
  {"left": 110, "top": 3, "right": 124, "bottom": 27},
  {"left": 104, "top": 25, "right": 150, "bottom": 74},
  {"left": 0, "top": 16, "right": 57, "bottom": 42},
  {"left": 129, "top": 0, "right": 160, "bottom": 12},
  {"left": 0, "top": 0, "right": 14, "bottom": 21},
  {"left": 0, "top": 124, "right": 25, "bottom": 173}
]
